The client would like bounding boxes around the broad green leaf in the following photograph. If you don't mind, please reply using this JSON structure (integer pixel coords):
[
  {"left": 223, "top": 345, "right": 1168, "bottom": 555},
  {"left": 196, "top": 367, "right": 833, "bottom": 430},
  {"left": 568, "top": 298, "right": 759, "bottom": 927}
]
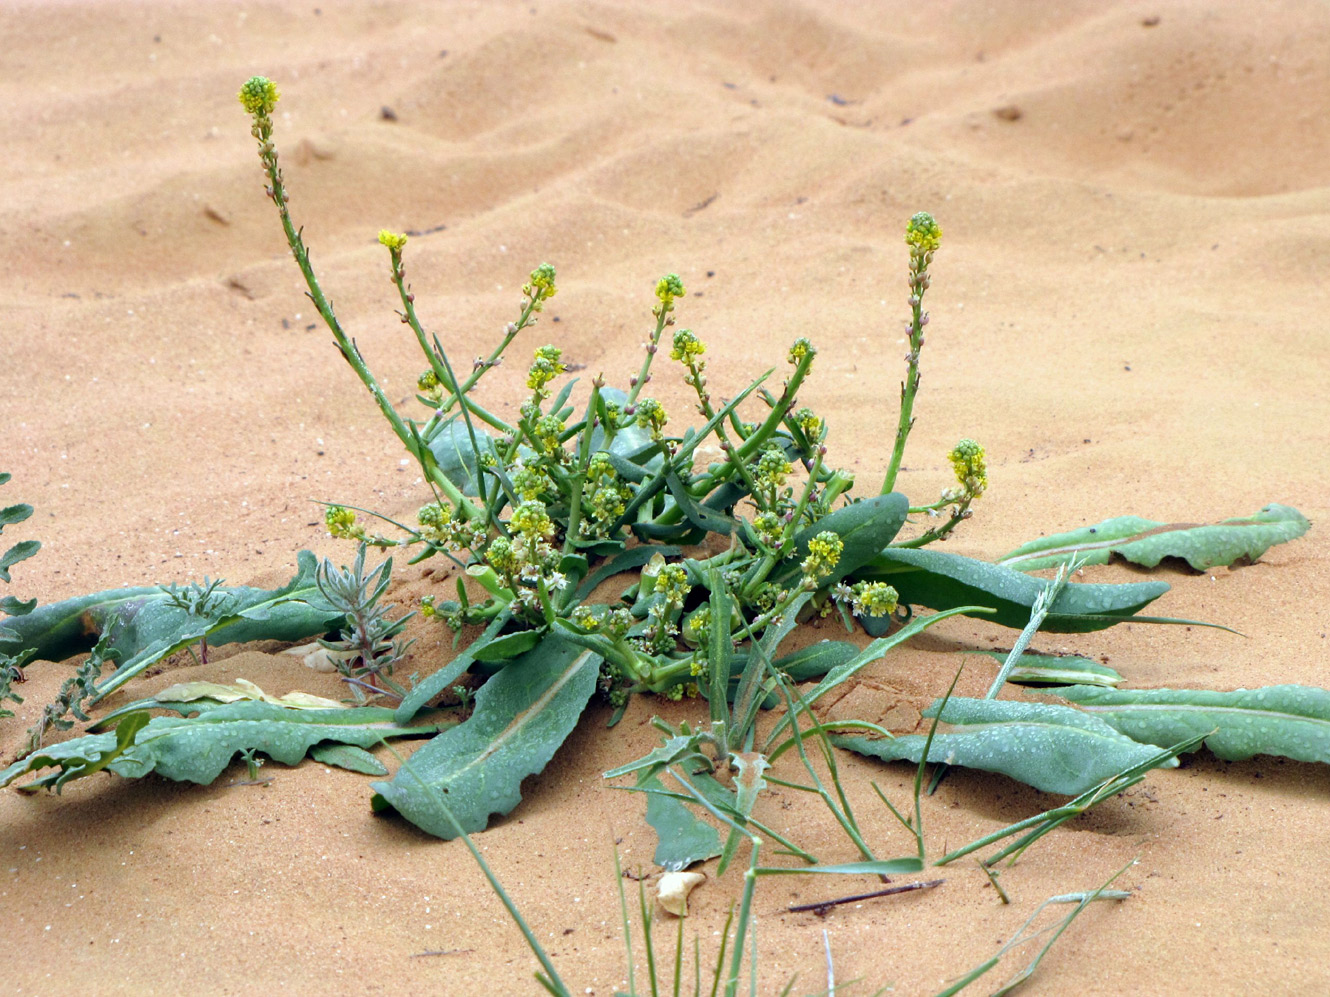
[
  {"left": 1055, "top": 684, "right": 1330, "bottom": 763},
  {"left": 396, "top": 614, "right": 509, "bottom": 723},
  {"left": 706, "top": 568, "right": 734, "bottom": 727},
  {"left": 998, "top": 503, "right": 1310, "bottom": 572},
  {"left": 0, "top": 552, "right": 346, "bottom": 700},
  {"left": 426, "top": 419, "right": 501, "bottom": 497},
  {"left": 857, "top": 547, "right": 1170, "bottom": 632},
  {"left": 970, "top": 650, "right": 1122, "bottom": 688},
  {"left": 0, "top": 701, "right": 434, "bottom": 792},
  {"left": 666, "top": 470, "right": 736, "bottom": 536},
  {"left": 782, "top": 493, "right": 910, "bottom": 585},
  {"left": 641, "top": 772, "right": 721, "bottom": 871},
  {"left": 834, "top": 697, "right": 1175, "bottom": 796},
  {"left": 310, "top": 743, "right": 388, "bottom": 775},
  {"left": 371, "top": 634, "right": 600, "bottom": 838}
]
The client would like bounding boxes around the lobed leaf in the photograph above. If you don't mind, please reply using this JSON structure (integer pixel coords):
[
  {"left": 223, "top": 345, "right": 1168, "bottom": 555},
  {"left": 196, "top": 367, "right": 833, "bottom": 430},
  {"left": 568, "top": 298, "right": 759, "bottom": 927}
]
[
  {"left": 1054, "top": 684, "right": 1330, "bottom": 763},
  {"left": 0, "top": 551, "right": 346, "bottom": 701},
  {"left": 0, "top": 701, "right": 434, "bottom": 792},
  {"left": 857, "top": 547, "right": 1171, "bottom": 632},
  {"left": 997, "top": 503, "right": 1310, "bottom": 572},
  {"left": 834, "top": 696, "right": 1175, "bottom": 796},
  {"left": 371, "top": 634, "right": 600, "bottom": 838}
]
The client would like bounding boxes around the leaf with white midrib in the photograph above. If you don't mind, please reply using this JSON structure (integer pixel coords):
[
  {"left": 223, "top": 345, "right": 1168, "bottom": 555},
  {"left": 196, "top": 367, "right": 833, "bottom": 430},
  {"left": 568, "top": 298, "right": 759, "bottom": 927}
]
[
  {"left": 371, "top": 634, "right": 601, "bottom": 839},
  {"left": 835, "top": 697, "right": 1174, "bottom": 796},
  {"left": 1054, "top": 684, "right": 1330, "bottom": 763}
]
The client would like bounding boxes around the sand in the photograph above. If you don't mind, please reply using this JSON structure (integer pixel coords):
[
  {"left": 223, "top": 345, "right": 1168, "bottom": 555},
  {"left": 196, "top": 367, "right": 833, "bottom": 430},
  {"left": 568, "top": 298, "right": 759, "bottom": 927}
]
[{"left": 2, "top": 1, "right": 1328, "bottom": 993}]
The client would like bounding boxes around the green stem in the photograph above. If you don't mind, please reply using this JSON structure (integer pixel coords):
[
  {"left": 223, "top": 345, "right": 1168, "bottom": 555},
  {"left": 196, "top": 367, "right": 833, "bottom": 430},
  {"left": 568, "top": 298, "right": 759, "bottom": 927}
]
[
  {"left": 625, "top": 305, "right": 671, "bottom": 407},
  {"left": 683, "top": 356, "right": 764, "bottom": 508},
  {"left": 881, "top": 269, "right": 930, "bottom": 495},
  {"left": 891, "top": 496, "right": 973, "bottom": 548},
  {"left": 560, "top": 384, "right": 602, "bottom": 557}
]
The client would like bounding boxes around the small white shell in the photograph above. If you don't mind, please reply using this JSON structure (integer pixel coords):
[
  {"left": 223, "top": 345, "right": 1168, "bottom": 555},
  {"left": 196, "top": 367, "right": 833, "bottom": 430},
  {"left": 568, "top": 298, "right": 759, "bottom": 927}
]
[
  {"left": 283, "top": 641, "right": 354, "bottom": 673},
  {"left": 656, "top": 871, "right": 707, "bottom": 917}
]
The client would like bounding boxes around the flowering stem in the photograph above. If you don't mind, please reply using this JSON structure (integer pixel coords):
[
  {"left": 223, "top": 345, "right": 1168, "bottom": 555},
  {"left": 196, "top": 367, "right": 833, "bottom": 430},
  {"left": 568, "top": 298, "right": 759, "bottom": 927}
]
[
  {"left": 880, "top": 293, "right": 926, "bottom": 495},
  {"left": 882, "top": 213, "right": 940, "bottom": 495},
  {"left": 386, "top": 243, "right": 499, "bottom": 517},
  {"left": 683, "top": 356, "right": 764, "bottom": 508},
  {"left": 741, "top": 448, "right": 824, "bottom": 600},
  {"left": 419, "top": 297, "right": 545, "bottom": 440},
  {"left": 243, "top": 97, "right": 482, "bottom": 522},
  {"left": 626, "top": 283, "right": 678, "bottom": 406}
]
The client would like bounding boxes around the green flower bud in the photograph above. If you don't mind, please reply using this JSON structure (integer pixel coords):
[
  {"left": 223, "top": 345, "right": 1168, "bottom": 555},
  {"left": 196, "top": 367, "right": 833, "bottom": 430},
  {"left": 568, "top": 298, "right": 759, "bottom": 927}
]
[
  {"left": 655, "top": 273, "right": 685, "bottom": 309},
  {"left": 787, "top": 338, "right": 815, "bottom": 365},
  {"left": 905, "top": 212, "right": 941, "bottom": 254},
  {"left": 526, "top": 344, "right": 566, "bottom": 398},
  {"left": 238, "top": 76, "right": 280, "bottom": 116}
]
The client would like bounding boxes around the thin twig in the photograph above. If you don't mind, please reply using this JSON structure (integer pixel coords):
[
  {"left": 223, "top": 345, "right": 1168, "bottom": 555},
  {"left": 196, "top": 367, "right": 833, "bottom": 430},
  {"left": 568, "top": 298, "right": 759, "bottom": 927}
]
[
  {"left": 409, "top": 948, "right": 472, "bottom": 959},
  {"left": 787, "top": 878, "right": 944, "bottom": 916}
]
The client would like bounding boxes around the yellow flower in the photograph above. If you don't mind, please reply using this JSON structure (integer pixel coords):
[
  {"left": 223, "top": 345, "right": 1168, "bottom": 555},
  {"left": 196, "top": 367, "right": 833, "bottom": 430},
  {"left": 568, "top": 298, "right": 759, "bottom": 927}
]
[{"left": 378, "top": 230, "right": 409, "bottom": 252}]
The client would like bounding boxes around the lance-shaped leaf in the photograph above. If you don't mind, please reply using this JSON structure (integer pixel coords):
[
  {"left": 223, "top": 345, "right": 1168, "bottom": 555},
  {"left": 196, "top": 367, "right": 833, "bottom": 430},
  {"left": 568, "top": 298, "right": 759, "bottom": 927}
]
[
  {"left": 857, "top": 547, "right": 1171, "bottom": 632},
  {"left": 834, "top": 697, "right": 1174, "bottom": 796},
  {"left": 970, "top": 650, "right": 1122, "bottom": 688},
  {"left": 0, "top": 552, "right": 346, "bottom": 700},
  {"left": 0, "top": 701, "right": 436, "bottom": 792},
  {"left": 1054, "top": 684, "right": 1330, "bottom": 763},
  {"left": 371, "top": 634, "right": 600, "bottom": 839},
  {"left": 998, "top": 504, "right": 1310, "bottom": 573}
]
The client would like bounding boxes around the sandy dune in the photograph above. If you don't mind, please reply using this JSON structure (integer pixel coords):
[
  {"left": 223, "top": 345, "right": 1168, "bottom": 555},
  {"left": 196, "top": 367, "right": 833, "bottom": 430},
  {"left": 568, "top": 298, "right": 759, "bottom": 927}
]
[{"left": 3, "top": 2, "right": 1328, "bottom": 993}]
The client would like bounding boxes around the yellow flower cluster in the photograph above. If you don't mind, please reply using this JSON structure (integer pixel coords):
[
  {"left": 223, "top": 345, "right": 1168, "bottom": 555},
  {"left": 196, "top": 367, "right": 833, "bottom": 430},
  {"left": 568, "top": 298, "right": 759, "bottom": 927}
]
[
  {"left": 526, "top": 344, "right": 566, "bottom": 398},
  {"left": 948, "top": 438, "right": 988, "bottom": 497},
  {"left": 905, "top": 212, "right": 941, "bottom": 254},
  {"left": 378, "top": 230, "right": 409, "bottom": 252},
  {"left": 525, "top": 264, "right": 558, "bottom": 311},
  {"left": 670, "top": 329, "right": 706, "bottom": 363},
  {"left": 801, "top": 531, "right": 844, "bottom": 582}
]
